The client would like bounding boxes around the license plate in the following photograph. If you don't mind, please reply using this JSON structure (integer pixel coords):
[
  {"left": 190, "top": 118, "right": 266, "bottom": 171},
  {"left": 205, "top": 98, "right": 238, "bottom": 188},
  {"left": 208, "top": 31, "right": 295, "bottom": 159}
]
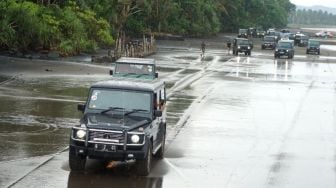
[{"left": 94, "top": 144, "right": 117, "bottom": 152}]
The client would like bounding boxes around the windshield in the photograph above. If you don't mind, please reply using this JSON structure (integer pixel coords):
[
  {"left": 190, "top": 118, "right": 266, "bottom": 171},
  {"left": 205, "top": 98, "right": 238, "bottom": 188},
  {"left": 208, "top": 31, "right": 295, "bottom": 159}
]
[
  {"left": 237, "top": 40, "right": 250, "bottom": 45},
  {"left": 239, "top": 29, "right": 247, "bottom": 34},
  {"left": 277, "top": 42, "right": 292, "bottom": 49},
  {"left": 264, "top": 37, "right": 275, "bottom": 42},
  {"left": 115, "top": 63, "right": 154, "bottom": 75},
  {"left": 87, "top": 89, "right": 151, "bottom": 113},
  {"left": 309, "top": 40, "right": 320, "bottom": 46}
]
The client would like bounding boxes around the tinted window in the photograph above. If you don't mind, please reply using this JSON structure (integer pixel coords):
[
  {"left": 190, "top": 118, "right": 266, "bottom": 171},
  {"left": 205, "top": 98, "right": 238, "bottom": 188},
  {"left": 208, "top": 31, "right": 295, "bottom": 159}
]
[
  {"left": 115, "top": 63, "right": 154, "bottom": 75},
  {"left": 88, "top": 89, "right": 151, "bottom": 112},
  {"left": 278, "top": 42, "right": 292, "bottom": 49}
]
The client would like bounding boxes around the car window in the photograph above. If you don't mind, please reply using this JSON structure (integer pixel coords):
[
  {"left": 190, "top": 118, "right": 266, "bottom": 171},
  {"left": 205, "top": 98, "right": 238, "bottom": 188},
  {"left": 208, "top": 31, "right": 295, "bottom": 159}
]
[{"left": 88, "top": 89, "right": 151, "bottom": 112}]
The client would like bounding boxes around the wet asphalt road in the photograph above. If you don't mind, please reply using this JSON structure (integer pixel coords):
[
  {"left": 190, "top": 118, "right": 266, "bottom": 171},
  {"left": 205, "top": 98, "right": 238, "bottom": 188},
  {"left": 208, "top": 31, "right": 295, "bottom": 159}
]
[{"left": 1, "top": 36, "right": 336, "bottom": 187}]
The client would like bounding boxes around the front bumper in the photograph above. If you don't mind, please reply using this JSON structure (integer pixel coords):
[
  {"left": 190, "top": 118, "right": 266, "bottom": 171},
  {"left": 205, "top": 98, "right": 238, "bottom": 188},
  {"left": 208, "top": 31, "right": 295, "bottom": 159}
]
[
  {"left": 275, "top": 50, "right": 290, "bottom": 56},
  {"left": 262, "top": 43, "right": 275, "bottom": 48},
  {"left": 237, "top": 47, "right": 250, "bottom": 52},
  {"left": 307, "top": 48, "right": 319, "bottom": 53},
  {"left": 70, "top": 141, "right": 148, "bottom": 160}
]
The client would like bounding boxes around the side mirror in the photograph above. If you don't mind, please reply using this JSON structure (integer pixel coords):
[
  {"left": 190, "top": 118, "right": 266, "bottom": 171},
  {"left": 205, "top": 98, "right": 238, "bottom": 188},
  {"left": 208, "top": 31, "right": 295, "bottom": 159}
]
[
  {"left": 77, "top": 104, "right": 85, "bottom": 113},
  {"left": 109, "top": 70, "right": 113, "bottom": 75},
  {"left": 154, "top": 110, "right": 162, "bottom": 117},
  {"left": 155, "top": 72, "right": 158, "bottom": 78}
]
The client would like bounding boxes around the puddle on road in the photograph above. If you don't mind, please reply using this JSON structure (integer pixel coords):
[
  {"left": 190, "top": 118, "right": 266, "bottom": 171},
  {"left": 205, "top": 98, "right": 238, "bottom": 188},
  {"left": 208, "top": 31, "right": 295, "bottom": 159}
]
[
  {"left": 219, "top": 57, "right": 232, "bottom": 62},
  {"left": 321, "top": 44, "right": 336, "bottom": 51},
  {"left": 0, "top": 122, "right": 70, "bottom": 161},
  {"left": 157, "top": 67, "right": 180, "bottom": 72},
  {"left": 166, "top": 92, "right": 196, "bottom": 127},
  {"left": 0, "top": 97, "right": 81, "bottom": 161},
  {"left": 0, "top": 76, "right": 8, "bottom": 83},
  {"left": 180, "top": 69, "right": 200, "bottom": 75},
  {"left": 5, "top": 77, "right": 92, "bottom": 100},
  {"left": 0, "top": 76, "right": 87, "bottom": 161},
  {"left": 68, "top": 171, "right": 163, "bottom": 188},
  {"left": 174, "top": 55, "right": 198, "bottom": 60}
]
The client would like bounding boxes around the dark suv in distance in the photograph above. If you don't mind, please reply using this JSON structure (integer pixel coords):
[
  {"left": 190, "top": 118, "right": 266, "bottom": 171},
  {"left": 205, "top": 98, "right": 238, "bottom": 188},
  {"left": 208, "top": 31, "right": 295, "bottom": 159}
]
[
  {"left": 274, "top": 40, "right": 295, "bottom": 59},
  {"left": 69, "top": 78, "right": 167, "bottom": 176},
  {"left": 261, "top": 36, "right": 276, "bottom": 50},
  {"left": 110, "top": 57, "right": 158, "bottom": 80},
  {"left": 298, "top": 35, "right": 309, "bottom": 47},
  {"left": 232, "top": 38, "right": 253, "bottom": 56},
  {"left": 238, "top": 29, "right": 248, "bottom": 38},
  {"left": 306, "top": 39, "right": 320, "bottom": 55}
]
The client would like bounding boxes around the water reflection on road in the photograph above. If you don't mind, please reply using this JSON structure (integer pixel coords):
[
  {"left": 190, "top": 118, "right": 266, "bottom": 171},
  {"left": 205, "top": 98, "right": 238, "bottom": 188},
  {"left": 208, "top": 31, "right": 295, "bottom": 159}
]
[{"left": 68, "top": 172, "right": 163, "bottom": 188}]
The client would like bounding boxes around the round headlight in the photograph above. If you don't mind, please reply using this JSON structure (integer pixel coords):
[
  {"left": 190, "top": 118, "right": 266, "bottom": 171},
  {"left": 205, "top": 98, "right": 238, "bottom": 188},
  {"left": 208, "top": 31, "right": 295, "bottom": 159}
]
[
  {"left": 131, "top": 135, "right": 140, "bottom": 143},
  {"left": 76, "top": 130, "right": 86, "bottom": 139}
]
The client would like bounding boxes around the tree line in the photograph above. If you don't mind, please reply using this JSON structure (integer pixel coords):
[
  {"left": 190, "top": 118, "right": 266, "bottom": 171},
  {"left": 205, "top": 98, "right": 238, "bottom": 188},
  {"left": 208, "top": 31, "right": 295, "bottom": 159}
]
[
  {"left": 0, "top": 0, "right": 295, "bottom": 56},
  {"left": 289, "top": 9, "right": 336, "bottom": 26}
]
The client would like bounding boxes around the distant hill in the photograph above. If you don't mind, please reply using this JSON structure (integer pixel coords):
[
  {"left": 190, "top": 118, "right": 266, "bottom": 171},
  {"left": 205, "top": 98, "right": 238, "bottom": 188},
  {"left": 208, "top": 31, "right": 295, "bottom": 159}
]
[{"left": 297, "top": 5, "right": 336, "bottom": 15}]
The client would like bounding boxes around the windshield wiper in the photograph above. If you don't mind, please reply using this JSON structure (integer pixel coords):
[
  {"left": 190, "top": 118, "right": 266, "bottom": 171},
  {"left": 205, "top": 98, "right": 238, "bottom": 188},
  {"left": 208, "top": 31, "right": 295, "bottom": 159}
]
[
  {"left": 101, "top": 107, "right": 125, "bottom": 114},
  {"left": 136, "top": 74, "right": 150, "bottom": 78},
  {"left": 124, "top": 109, "right": 148, "bottom": 116}
]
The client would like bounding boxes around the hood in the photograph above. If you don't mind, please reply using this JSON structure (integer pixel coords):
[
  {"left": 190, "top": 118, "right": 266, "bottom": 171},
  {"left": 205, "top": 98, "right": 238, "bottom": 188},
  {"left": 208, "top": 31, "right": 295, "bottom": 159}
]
[{"left": 81, "top": 113, "right": 150, "bottom": 130}]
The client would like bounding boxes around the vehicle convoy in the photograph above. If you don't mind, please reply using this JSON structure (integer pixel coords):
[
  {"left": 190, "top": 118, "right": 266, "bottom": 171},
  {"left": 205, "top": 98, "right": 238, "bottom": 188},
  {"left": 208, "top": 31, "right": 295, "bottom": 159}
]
[
  {"left": 274, "top": 39, "right": 295, "bottom": 59},
  {"left": 238, "top": 29, "right": 248, "bottom": 38},
  {"left": 306, "top": 39, "right": 320, "bottom": 55},
  {"left": 110, "top": 57, "right": 158, "bottom": 80},
  {"left": 261, "top": 36, "right": 276, "bottom": 50},
  {"left": 232, "top": 38, "right": 253, "bottom": 56},
  {"left": 69, "top": 78, "right": 167, "bottom": 176}
]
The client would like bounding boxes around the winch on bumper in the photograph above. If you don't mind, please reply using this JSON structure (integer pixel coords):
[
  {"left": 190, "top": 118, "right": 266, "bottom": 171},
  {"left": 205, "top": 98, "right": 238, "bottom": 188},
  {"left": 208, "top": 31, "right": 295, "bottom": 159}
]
[{"left": 70, "top": 127, "right": 149, "bottom": 161}]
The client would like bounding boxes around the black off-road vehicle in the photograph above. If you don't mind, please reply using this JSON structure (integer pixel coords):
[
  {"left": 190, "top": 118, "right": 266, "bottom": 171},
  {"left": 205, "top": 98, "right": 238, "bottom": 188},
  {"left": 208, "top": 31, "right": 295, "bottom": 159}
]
[
  {"left": 261, "top": 36, "right": 276, "bottom": 50},
  {"left": 238, "top": 29, "right": 248, "bottom": 38},
  {"left": 232, "top": 38, "right": 253, "bottom": 56},
  {"left": 110, "top": 57, "right": 158, "bottom": 80},
  {"left": 274, "top": 40, "right": 295, "bottom": 59},
  {"left": 306, "top": 39, "right": 320, "bottom": 55},
  {"left": 69, "top": 78, "right": 166, "bottom": 176}
]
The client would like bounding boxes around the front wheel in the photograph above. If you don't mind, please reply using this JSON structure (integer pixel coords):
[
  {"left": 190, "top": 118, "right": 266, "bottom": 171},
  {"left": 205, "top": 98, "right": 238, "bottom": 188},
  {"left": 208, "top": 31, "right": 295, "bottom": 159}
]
[
  {"left": 69, "top": 148, "right": 86, "bottom": 171},
  {"left": 154, "top": 132, "right": 166, "bottom": 159},
  {"left": 135, "top": 141, "right": 152, "bottom": 176}
]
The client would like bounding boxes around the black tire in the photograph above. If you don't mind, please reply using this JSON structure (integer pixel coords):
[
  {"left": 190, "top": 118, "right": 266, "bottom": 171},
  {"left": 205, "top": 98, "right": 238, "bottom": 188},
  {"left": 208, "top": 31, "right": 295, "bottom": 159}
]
[
  {"left": 318, "top": 51, "right": 320, "bottom": 55},
  {"left": 274, "top": 54, "right": 277, "bottom": 58},
  {"left": 69, "top": 148, "right": 86, "bottom": 171},
  {"left": 261, "top": 46, "right": 264, "bottom": 50},
  {"left": 248, "top": 51, "right": 251, "bottom": 56},
  {"left": 154, "top": 131, "right": 166, "bottom": 159},
  {"left": 244, "top": 52, "right": 247, "bottom": 55},
  {"left": 135, "top": 141, "right": 152, "bottom": 176}
]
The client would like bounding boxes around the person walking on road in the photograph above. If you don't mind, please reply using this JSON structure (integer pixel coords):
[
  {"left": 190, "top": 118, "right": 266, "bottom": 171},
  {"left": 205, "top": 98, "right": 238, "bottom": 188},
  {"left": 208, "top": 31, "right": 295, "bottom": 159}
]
[{"left": 201, "top": 41, "right": 206, "bottom": 59}]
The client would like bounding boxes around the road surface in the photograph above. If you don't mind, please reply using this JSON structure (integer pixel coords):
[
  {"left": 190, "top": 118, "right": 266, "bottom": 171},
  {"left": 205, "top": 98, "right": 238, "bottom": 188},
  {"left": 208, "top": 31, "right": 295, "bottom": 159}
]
[{"left": 1, "top": 36, "right": 336, "bottom": 188}]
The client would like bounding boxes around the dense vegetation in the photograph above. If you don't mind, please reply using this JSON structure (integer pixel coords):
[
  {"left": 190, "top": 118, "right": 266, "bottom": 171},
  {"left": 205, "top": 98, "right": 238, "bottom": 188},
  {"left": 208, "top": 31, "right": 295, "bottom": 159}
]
[
  {"left": 289, "top": 9, "right": 336, "bottom": 26},
  {"left": 0, "top": 0, "right": 294, "bottom": 55}
]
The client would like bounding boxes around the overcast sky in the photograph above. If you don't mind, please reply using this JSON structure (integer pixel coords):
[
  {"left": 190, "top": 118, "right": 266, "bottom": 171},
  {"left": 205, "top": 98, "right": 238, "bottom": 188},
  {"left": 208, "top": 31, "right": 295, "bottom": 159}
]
[{"left": 290, "top": 0, "right": 336, "bottom": 8}]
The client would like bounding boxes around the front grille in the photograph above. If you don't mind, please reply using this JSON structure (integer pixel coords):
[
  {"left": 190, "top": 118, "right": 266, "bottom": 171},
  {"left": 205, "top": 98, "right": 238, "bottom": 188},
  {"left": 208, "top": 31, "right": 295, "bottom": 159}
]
[{"left": 88, "top": 130, "right": 125, "bottom": 144}]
